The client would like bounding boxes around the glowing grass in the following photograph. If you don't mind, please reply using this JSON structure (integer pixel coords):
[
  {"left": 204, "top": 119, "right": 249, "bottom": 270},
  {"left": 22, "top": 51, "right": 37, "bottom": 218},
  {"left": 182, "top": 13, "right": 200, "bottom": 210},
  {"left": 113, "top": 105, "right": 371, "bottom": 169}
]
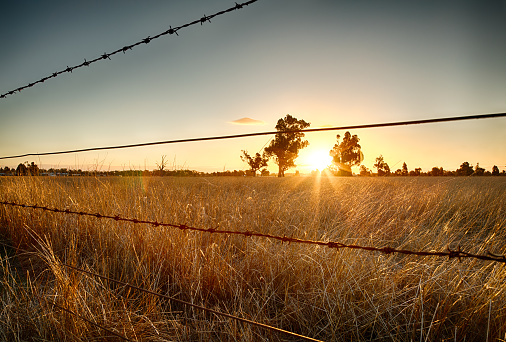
[{"left": 0, "top": 176, "right": 505, "bottom": 341}]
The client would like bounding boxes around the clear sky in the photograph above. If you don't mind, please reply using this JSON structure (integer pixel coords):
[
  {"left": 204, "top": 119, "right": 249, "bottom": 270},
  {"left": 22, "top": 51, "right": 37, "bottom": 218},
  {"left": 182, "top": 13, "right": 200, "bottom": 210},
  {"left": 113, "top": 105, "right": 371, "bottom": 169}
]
[{"left": 1, "top": 0, "right": 505, "bottom": 174}]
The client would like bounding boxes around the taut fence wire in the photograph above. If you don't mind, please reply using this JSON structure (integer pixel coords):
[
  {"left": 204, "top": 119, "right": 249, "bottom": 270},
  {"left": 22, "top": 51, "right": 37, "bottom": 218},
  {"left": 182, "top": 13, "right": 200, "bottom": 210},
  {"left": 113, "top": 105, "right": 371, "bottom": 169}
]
[
  {"left": 1, "top": 111, "right": 505, "bottom": 160},
  {"left": 2, "top": 200, "right": 505, "bottom": 264},
  {"left": 60, "top": 263, "right": 323, "bottom": 342},
  {"left": 0, "top": 241, "right": 323, "bottom": 342},
  {"left": 0, "top": 0, "right": 259, "bottom": 99},
  {"left": 41, "top": 298, "right": 135, "bottom": 342}
]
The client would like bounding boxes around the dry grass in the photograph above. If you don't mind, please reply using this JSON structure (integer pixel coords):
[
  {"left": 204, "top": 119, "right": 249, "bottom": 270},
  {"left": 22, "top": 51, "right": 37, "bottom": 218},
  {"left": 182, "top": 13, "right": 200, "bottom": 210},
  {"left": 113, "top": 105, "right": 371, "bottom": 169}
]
[{"left": 0, "top": 175, "right": 505, "bottom": 341}]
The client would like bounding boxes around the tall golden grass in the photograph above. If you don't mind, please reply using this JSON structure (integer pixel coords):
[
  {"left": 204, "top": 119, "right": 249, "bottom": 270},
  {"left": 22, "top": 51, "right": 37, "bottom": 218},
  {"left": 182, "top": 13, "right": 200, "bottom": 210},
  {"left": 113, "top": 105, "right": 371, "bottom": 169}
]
[{"left": 0, "top": 175, "right": 505, "bottom": 341}]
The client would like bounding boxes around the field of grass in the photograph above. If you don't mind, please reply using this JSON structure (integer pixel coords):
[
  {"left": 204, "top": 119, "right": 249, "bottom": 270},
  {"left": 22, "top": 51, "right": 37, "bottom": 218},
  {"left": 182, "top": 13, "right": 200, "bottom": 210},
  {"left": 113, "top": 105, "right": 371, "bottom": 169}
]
[{"left": 0, "top": 175, "right": 505, "bottom": 341}]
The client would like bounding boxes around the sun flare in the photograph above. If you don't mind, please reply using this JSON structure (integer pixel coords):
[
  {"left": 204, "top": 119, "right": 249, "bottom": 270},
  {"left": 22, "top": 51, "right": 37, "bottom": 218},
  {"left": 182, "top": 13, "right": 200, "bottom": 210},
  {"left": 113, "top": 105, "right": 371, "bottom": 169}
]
[{"left": 307, "top": 149, "right": 332, "bottom": 171}]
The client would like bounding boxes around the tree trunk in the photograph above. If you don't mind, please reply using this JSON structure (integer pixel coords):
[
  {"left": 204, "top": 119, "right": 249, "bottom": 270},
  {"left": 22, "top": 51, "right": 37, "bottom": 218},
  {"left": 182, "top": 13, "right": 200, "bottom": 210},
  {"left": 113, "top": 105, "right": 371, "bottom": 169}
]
[{"left": 277, "top": 165, "right": 284, "bottom": 177}]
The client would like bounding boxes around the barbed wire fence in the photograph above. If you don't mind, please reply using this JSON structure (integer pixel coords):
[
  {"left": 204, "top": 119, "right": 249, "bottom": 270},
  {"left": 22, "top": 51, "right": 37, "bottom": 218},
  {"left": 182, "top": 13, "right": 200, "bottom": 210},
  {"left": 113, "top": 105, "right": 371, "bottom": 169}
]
[
  {"left": 1, "top": 0, "right": 505, "bottom": 340},
  {"left": 1, "top": 201, "right": 505, "bottom": 264},
  {"left": 0, "top": 0, "right": 259, "bottom": 99},
  {"left": 41, "top": 297, "right": 135, "bottom": 342},
  {"left": 0, "top": 239, "right": 323, "bottom": 341},
  {"left": 1, "top": 195, "right": 505, "bottom": 341}
]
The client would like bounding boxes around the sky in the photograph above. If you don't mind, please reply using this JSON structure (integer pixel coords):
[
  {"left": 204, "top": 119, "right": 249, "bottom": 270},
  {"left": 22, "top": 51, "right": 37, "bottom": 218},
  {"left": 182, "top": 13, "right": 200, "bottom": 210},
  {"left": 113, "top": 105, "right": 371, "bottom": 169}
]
[{"left": 1, "top": 0, "right": 505, "bottom": 174}]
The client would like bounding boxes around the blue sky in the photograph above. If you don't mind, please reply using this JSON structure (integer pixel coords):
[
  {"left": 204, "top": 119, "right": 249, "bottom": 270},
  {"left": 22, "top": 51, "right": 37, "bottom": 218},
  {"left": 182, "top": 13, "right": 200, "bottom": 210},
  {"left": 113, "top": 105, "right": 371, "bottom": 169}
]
[{"left": 1, "top": 0, "right": 505, "bottom": 173}]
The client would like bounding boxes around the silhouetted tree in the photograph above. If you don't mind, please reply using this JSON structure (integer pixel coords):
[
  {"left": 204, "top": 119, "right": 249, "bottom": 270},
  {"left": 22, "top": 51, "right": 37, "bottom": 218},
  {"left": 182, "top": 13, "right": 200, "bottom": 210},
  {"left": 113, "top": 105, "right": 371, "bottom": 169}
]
[
  {"left": 473, "top": 163, "right": 485, "bottom": 176},
  {"left": 359, "top": 165, "right": 371, "bottom": 176},
  {"left": 27, "top": 162, "right": 39, "bottom": 176},
  {"left": 1, "top": 166, "right": 12, "bottom": 175},
  {"left": 264, "top": 114, "right": 310, "bottom": 177},
  {"left": 329, "top": 131, "right": 362, "bottom": 176},
  {"left": 240, "top": 150, "right": 268, "bottom": 176},
  {"left": 430, "top": 166, "right": 443, "bottom": 176},
  {"left": 402, "top": 162, "right": 408, "bottom": 176},
  {"left": 492, "top": 165, "right": 500, "bottom": 176},
  {"left": 457, "top": 162, "right": 474, "bottom": 176},
  {"left": 16, "top": 163, "right": 28, "bottom": 176},
  {"left": 374, "top": 155, "right": 390, "bottom": 176},
  {"left": 155, "top": 155, "right": 168, "bottom": 176}
]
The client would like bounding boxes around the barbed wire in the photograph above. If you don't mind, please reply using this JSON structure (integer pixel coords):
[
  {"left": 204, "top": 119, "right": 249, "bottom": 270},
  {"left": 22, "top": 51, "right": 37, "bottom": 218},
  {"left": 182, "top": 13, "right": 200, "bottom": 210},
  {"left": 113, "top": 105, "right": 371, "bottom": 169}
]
[
  {"left": 1, "top": 112, "right": 505, "bottom": 160},
  {"left": 0, "top": 238, "right": 322, "bottom": 341},
  {"left": 41, "top": 297, "right": 135, "bottom": 341},
  {"left": 0, "top": 0, "right": 258, "bottom": 99},
  {"left": 2, "top": 200, "right": 505, "bottom": 264},
  {"left": 61, "top": 263, "right": 322, "bottom": 342}
]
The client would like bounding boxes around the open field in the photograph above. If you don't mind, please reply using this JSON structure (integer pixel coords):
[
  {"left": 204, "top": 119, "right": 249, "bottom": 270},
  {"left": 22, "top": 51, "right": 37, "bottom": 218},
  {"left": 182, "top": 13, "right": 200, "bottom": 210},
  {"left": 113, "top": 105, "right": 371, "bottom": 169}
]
[{"left": 0, "top": 176, "right": 505, "bottom": 341}]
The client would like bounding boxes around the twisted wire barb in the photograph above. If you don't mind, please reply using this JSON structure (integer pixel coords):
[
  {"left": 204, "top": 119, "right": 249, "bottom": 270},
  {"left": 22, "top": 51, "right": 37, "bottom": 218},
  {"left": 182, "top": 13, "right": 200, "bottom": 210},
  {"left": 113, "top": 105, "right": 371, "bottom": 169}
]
[
  {"left": 0, "top": 0, "right": 258, "bottom": 99},
  {"left": 2, "top": 200, "right": 505, "bottom": 264},
  {"left": 1, "top": 112, "right": 505, "bottom": 160}
]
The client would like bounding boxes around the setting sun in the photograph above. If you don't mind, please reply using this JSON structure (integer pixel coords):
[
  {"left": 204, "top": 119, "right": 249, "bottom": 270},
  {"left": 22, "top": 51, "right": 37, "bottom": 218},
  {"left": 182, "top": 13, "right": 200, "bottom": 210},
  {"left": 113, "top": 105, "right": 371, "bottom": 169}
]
[{"left": 307, "top": 149, "right": 333, "bottom": 171}]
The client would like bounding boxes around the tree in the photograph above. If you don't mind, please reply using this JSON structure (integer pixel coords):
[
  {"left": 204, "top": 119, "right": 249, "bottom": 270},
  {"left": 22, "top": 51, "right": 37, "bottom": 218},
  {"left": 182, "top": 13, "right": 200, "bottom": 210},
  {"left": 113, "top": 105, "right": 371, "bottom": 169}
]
[
  {"left": 28, "top": 162, "right": 39, "bottom": 176},
  {"left": 374, "top": 155, "right": 390, "bottom": 176},
  {"left": 329, "top": 131, "right": 362, "bottom": 176},
  {"left": 359, "top": 165, "right": 371, "bottom": 176},
  {"left": 240, "top": 150, "right": 268, "bottom": 176},
  {"left": 430, "top": 166, "right": 442, "bottom": 176},
  {"left": 155, "top": 155, "right": 168, "bottom": 176},
  {"left": 456, "top": 162, "right": 474, "bottom": 176},
  {"left": 264, "top": 114, "right": 310, "bottom": 177},
  {"left": 473, "top": 163, "right": 485, "bottom": 176},
  {"left": 260, "top": 169, "right": 270, "bottom": 177},
  {"left": 15, "top": 163, "right": 28, "bottom": 176},
  {"left": 492, "top": 165, "right": 500, "bottom": 176},
  {"left": 401, "top": 162, "right": 408, "bottom": 176}
]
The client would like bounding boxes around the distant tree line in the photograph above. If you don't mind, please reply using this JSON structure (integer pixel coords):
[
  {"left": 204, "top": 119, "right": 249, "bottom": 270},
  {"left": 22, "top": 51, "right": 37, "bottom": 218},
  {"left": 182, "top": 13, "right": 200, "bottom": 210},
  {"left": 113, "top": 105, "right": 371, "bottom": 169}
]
[
  {"left": 239, "top": 114, "right": 505, "bottom": 177},
  {"left": 356, "top": 158, "right": 503, "bottom": 177},
  {"left": 2, "top": 121, "right": 504, "bottom": 177}
]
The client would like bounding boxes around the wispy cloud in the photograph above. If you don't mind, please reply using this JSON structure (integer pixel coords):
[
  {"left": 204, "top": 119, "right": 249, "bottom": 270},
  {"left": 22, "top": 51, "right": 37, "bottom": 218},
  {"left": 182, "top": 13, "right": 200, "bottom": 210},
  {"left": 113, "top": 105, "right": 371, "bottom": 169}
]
[{"left": 229, "top": 117, "right": 265, "bottom": 125}]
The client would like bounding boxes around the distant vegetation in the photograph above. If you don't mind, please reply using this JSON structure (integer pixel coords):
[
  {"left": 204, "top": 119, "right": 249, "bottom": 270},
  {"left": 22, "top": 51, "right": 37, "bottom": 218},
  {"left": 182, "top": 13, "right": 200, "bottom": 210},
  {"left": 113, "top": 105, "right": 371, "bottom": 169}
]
[
  {"left": 1, "top": 114, "right": 505, "bottom": 177},
  {"left": 239, "top": 114, "right": 505, "bottom": 177}
]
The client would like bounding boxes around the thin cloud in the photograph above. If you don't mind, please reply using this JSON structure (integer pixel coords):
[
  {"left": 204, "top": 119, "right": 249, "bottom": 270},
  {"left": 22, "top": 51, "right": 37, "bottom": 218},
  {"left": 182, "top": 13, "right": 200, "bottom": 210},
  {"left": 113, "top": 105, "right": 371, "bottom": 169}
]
[{"left": 229, "top": 117, "right": 265, "bottom": 125}]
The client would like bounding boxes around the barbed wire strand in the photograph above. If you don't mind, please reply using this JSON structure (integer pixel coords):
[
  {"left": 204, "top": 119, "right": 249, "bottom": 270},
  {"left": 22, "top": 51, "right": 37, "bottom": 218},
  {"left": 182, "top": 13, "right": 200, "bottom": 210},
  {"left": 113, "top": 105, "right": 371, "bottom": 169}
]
[
  {"left": 0, "top": 0, "right": 258, "bottom": 99},
  {"left": 1, "top": 112, "right": 505, "bottom": 161},
  {"left": 0, "top": 240, "right": 322, "bottom": 341},
  {"left": 61, "top": 263, "right": 323, "bottom": 342},
  {"left": 41, "top": 297, "right": 135, "bottom": 342},
  {"left": 2, "top": 200, "right": 505, "bottom": 264}
]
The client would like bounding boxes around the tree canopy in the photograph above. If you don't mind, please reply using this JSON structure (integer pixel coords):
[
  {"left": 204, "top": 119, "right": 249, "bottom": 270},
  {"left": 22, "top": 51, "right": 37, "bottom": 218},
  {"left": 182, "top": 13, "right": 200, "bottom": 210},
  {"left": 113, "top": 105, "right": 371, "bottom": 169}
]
[
  {"left": 374, "top": 155, "right": 390, "bottom": 176},
  {"left": 240, "top": 150, "right": 268, "bottom": 176},
  {"left": 329, "top": 131, "right": 362, "bottom": 176},
  {"left": 264, "top": 114, "right": 310, "bottom": 177}
]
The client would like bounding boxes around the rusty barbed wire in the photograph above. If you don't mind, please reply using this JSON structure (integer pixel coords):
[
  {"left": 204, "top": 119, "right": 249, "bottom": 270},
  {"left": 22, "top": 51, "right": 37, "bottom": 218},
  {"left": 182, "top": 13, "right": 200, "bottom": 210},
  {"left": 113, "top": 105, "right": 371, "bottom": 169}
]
[
  {"left": 61, "top": 263, "right": 322, "bottom": 342},
  {"left": 0, "top": 0, "right": 258, "bottom": 99},
  {"left": 41, "top": 297, "right": 135, "bottom": 341},
  {"left": 0, "top": 240, "right": 322, "bottom": 341},
  {"left": 1, "top": 112, "right": 505, "bottom": 160},
  {"left": 2, "top": 200, "right": 505, "bottom": 264}
]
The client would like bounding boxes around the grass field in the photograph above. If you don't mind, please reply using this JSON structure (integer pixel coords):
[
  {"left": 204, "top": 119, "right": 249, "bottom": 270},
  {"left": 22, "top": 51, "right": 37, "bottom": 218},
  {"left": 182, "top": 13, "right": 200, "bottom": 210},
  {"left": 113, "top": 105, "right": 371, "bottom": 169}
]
[{"left": 0, "top": 175, "right": 505, "bottom": 341}]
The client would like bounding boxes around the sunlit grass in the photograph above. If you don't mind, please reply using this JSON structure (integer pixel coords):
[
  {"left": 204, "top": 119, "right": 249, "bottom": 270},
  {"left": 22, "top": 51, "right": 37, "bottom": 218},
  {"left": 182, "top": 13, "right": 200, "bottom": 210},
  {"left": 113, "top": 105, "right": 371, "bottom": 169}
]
[{"left": 0, "top": 176, "right": 505, "bottom": 341}]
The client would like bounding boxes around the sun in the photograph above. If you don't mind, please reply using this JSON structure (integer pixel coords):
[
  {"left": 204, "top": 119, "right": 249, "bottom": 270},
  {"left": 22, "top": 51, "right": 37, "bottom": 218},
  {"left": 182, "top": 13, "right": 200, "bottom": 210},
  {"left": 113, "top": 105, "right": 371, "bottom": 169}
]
[{"left": 307, "top": 149, "right": 333, "bottom": 171}]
